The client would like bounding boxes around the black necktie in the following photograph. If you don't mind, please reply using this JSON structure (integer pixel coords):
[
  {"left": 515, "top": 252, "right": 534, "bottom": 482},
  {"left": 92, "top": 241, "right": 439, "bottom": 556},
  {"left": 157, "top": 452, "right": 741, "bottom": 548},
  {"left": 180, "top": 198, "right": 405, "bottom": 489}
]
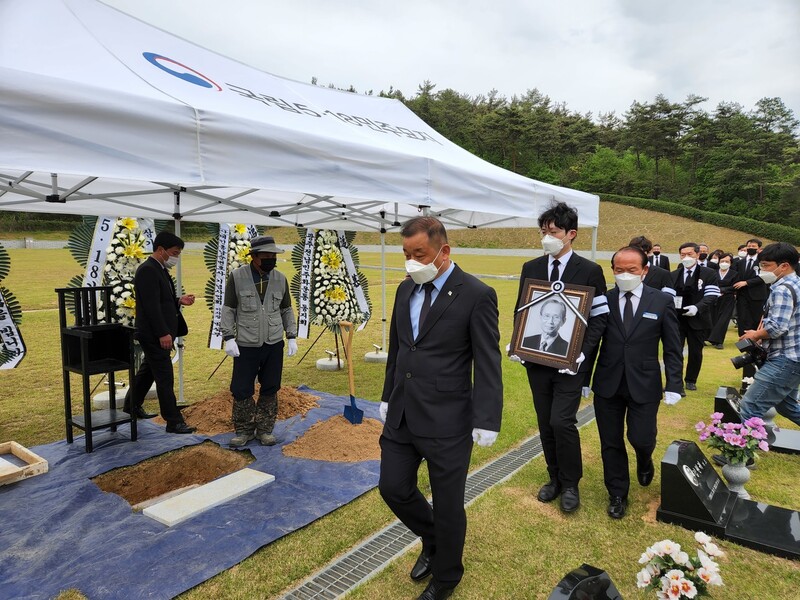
[
  {"left": 747, "top": 258, "right": 754, "bottom": 276},
  {"left": 418, "top": 283, "right": 434, "bottom": 330},
  {"left": 550, "top": 259, "right": 561, "bottom": 282},
  {"left": 685, "top": 268, "right": 693, "bottom": 284},
  {"left": 623, "top": 291, "right": 634, "bottom": 334}
]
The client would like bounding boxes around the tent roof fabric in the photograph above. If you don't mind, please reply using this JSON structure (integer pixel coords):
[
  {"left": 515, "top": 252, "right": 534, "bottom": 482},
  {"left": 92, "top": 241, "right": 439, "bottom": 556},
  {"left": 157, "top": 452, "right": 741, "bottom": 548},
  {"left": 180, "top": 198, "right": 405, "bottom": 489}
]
[{"left": 0, "top": 0, "right": 599, "bottom": 231}]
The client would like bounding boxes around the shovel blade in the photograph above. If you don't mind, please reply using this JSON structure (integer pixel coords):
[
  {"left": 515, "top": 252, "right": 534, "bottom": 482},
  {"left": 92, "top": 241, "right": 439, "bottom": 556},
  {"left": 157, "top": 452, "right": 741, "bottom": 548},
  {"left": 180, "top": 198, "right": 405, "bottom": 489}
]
[{"left": 343, "top": 395, "right": 364, "bottom": 424}]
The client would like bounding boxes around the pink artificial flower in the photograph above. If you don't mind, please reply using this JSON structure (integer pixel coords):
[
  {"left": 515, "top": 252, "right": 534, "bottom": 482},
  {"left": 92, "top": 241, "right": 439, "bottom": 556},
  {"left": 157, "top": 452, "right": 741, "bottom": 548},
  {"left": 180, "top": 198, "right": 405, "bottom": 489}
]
[{"left": 759, "top": 440, "right": 769, "bottom": 452}]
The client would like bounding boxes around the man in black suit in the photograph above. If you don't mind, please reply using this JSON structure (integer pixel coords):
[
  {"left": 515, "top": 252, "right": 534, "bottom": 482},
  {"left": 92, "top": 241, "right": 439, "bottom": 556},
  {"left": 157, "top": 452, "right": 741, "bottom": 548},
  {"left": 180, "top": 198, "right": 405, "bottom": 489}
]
[
  {"left": 124, "top": 232, "right": 196, "bottom": 434},
  {"left": 379, "top": 217, "right": 502, "bottom": 600},
  {"left": 733, "top": 238, "right": 770, "bottom": 386},
  {"left": 511, "top": 202, "right": 608, "bottom": 513},
  {"left": 593, "top": 247, "right": 684, "bottom": 519},
  {"left": 631, "top": 236, "right": 675, "bottom": 295},
  {"left": 697, "top": 243, "right": 719, "bottom": 271},
  {"left": 649, "top": 243, "right": 670, "bottom": 271},
  {"left": 521, "top": 298, "right": 570, "bottom": 356},
  {"left": 671, "top": 242, "right": 721, "bottom": 391}
]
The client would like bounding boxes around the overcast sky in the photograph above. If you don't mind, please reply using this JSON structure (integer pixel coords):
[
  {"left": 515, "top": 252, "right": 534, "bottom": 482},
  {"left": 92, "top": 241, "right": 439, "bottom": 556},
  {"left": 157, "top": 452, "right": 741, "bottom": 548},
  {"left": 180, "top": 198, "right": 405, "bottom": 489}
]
[{"left": 104, "top": 0, "right": 800, "bottom": 120}]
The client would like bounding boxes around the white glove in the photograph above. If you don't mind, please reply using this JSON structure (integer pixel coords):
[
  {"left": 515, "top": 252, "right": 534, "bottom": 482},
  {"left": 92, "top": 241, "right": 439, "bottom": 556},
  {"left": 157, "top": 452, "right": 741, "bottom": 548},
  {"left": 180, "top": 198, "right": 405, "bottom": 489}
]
[
  {"left": 224, "top": 339, "right": 240, "bottom": 358},
  {"left": 558, "top": 352, "right": 585, "bottom": 376},
  {"left": 287, "top": 338, "right": 298, "bottom": 356},
  {"left": 664, "top": 391, "right": 682, "bottom": 405},
  {"left": 683, "top": 305, "right": 698, "bottom": 317},
  {"left": 582, "top": 386, "right": 591, "bottom": 399},
  {"left": 505, "top": 343, "right": 524, "bottom": 364},
  {"left": 379, "top": 401, "right": 388, "bottom": 422},
  {"left": 472, "top": 428, "right": 499, "bottom": 447}
]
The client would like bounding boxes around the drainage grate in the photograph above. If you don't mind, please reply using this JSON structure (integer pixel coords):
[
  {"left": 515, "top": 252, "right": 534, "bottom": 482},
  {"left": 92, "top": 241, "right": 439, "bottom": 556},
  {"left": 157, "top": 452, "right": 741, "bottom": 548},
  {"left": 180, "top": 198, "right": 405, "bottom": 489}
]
[{"left": 283, "top": 404, "right": 596, "bottom": 599}]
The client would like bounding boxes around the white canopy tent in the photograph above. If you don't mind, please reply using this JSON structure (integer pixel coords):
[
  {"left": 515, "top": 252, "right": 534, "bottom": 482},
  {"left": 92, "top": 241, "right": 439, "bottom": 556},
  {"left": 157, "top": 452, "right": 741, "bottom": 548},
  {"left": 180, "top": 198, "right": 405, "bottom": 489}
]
[{"left": 0, "top": 0, "right": 600, "bottom": 385}]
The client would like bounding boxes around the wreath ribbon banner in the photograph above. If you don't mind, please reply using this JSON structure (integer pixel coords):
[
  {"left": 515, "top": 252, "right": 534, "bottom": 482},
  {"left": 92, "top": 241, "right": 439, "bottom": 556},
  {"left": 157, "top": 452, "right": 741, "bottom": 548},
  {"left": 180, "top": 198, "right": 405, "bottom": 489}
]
[
  {"left": 336, "top": 231, "right": 370, "bottom": 331},
  {"left": 297, "top": 229, "right": 315, "bottom": 339},
  {"left": 207, "top": 223, "right": 231, "bottom": 350},
  {"left": 0, "top": 289, "right": 25, "bottom": 369},
  {"left": 83, "top": 216, "right": 115, "bottom": 287}
]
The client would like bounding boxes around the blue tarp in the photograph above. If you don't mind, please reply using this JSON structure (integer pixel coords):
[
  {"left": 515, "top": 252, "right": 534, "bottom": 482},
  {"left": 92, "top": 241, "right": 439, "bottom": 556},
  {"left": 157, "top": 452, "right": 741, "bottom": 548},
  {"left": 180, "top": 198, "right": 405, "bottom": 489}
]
[{"left": 0, "top": 387, "right": 381, "bottom": 599}]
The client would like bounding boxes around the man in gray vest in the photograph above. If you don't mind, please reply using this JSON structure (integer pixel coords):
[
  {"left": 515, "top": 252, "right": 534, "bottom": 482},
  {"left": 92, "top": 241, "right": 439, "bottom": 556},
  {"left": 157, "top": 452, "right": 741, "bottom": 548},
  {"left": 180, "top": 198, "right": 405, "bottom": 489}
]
[{"left": 221, "top": 235, "right": 298, "bottom": 446}]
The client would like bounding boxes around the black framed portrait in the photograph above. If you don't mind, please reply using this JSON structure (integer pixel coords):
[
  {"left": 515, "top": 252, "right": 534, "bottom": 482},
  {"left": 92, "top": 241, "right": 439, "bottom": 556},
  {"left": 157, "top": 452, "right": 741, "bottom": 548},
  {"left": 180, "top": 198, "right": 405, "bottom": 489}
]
[{"left": 511, "top": 279, "right": 595, "bottom": 370}]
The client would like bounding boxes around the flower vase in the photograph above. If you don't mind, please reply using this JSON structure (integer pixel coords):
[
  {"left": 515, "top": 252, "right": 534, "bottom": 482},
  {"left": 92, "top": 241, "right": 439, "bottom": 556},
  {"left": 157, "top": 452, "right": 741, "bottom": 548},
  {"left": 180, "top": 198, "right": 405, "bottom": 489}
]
[{"left": 722, "top": 462, "right": 751, "bottom": 499}]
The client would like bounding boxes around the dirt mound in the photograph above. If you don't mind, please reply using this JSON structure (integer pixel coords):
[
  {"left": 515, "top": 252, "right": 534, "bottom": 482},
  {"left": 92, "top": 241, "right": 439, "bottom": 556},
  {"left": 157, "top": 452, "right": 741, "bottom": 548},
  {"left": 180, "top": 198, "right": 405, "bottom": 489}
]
[
  {"left": 153, "top": 386, "right": 320, "bottom": 435},
  {"left": 282, "top": 415, "right": 382, "bottom": 463},
  {"left": 92, "top": 440, "right": 253, "bottom": 506}
]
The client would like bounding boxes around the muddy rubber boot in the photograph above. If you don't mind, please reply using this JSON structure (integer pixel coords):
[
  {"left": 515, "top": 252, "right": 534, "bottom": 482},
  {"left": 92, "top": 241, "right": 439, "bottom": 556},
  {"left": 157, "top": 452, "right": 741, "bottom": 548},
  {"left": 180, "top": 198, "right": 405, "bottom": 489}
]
[
  {"left": 231, "top": 396, "right": 256, "bottom": 446},
  {"left": 255, "top": 393, "right": 278, "bottom": 446}
]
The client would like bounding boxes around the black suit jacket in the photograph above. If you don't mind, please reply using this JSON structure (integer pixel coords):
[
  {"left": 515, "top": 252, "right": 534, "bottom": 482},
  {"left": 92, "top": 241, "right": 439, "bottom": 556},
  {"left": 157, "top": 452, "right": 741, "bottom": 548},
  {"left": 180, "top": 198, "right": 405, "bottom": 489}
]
[
  {"left": 736, "top": 257, "right": 770, "bottom": 303},
  {"left": 671, "top": 264, "right": 720, "bottom": 330},
  {"left": 521, "top": 333, "right": 569, "bottom": 356},
  {"left": 643, "top": 264, "right": 674, "bottom": 292},
  {"left": 515, "top": 253, "right": 608, "bottom": 372},
  {"left": 382, "top": 264, "right": 503, "bottom": 438},
  {"left": 593, "top": 286, "right": 684, "bottom": 401},
  {"left": 134, "top": 257, "right": 182, "bottom": 342},
  {"left": 649, "top": 254, "right": 670, "bottom": 271},
  {"left": 697, "top": 260, "right": 719, "bottom": 271}
]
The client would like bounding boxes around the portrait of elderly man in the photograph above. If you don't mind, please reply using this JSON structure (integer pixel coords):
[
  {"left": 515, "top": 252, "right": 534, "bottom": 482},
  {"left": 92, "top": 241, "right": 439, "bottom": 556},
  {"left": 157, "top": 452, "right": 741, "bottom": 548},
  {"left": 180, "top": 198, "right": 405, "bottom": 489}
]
[{"left": 522, "top": 298, "right": 571, "bottom": 356}]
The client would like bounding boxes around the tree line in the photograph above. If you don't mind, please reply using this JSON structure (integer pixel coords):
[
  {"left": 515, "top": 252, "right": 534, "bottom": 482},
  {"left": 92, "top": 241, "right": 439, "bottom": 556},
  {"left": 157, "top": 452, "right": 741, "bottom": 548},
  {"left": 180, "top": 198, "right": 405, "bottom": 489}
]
[{"left": 373, "top": 82, "right": 800, "bottom": 229}]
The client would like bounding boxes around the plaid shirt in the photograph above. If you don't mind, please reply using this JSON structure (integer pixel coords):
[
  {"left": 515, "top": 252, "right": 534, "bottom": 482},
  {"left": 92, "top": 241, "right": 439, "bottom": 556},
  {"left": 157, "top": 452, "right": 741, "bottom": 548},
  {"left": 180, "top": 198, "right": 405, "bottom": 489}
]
[{"left": 763, "top": 273, "right": 800, "bottom": 361}]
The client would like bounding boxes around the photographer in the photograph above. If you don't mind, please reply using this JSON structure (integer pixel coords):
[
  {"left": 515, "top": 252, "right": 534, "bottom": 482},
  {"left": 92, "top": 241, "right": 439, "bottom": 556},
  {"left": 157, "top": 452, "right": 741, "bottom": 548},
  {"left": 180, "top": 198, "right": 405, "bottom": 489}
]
[{"left": 738, "top": 242, "right": 800, "bottom": 427}]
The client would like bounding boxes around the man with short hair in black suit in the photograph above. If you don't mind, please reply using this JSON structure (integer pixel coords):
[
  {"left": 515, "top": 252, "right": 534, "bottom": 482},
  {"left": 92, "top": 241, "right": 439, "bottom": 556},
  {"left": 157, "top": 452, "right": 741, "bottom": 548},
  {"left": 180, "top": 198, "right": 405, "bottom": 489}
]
[
  {"left": 697, "top": 243, "right": 719, "bottom": 271},
  {"left": 593, "top": 246, "right": 684, "bottom": 518},
  {"left": 521, "top": 298, "right": 570, "bottom": 356},
  {"left": 649, "top": 243, "right": 670, "bottom": 271},
  {"left": 671, "top": 242, "right": 721, "bottom": 391},
  {"left": 733, "top": 238, "right": 770, "bottom": 387},
  {"left": 631, "top": 236, "right": 675, "bottom": 295},
  {"left": 379, "top": 216, "right": 503, "bottom": 600},
  {"left": 124, "top": 231, "right": 196, "bottom": 433},
  {"left": 511, "top": 202, "right": 609, "bottom": 514}
]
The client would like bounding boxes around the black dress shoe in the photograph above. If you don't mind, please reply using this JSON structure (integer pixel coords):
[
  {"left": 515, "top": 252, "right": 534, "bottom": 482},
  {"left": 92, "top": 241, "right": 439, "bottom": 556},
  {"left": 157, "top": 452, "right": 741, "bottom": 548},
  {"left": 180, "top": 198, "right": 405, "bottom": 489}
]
[
  {"left": 417, "top": 580, "right": 454, "bottom": 600},
  {"left": 537, "top": 480, "right": 562, "bottom": 503},
  {"left": 560, "top": 487, "right": 580, "bottom": 513},
  {"left": 686, "top": 382, "right": 697, "bottom": 391},
  {"left": 410, "top": 547, "right": 434, "bottom": 581},
  {"left": 166, "top": 422, "right": 196, "bottom": 434},
  {"left": 123, "top": 406, "right": 158, "bottom": 419},
  {"left": 607, "top": 496, "right": 628, "bottom": 519},
  {"left": 637, "top": 458, "right": 655, "bottom": 487}
]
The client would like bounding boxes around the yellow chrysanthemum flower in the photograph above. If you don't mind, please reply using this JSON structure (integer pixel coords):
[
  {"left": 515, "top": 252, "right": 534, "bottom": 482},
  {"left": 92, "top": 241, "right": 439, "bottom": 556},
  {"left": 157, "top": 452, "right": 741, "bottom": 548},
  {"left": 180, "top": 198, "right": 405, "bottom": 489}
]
[
  {"left": 123, "top": 242, "right": 145, "bottom": 260},
  {"left": 324, "top": 286, "right": 347, "bottom": 303},
  {"left": 233, "top": 224, "right": 247, "bottom": 235},
  {"left": 320, "top": 249, "right": 342, "bottom": 271},
  {"left": 236, "top": 246, "right": 251, "bottom": 262},
  {"left": 122, "top": 297, "right": 136, "bottom": 309},
  {"left": 119, "top": 217, "right": 138, "bottom": 231}
]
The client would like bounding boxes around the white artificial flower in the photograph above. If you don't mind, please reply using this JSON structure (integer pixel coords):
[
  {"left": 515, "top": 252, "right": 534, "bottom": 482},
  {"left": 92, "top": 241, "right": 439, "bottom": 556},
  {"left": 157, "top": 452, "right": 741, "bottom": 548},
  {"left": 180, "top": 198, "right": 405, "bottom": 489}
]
[{"left": 702, "top": 542, "right": 724, "bottom": 558}]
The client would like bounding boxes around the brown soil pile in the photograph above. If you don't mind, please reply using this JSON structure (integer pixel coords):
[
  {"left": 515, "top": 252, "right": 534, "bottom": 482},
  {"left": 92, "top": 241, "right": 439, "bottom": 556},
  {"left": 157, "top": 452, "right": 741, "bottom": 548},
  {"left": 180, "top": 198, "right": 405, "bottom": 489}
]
[
  {"left": 152, "top": 386, "right": 320, "bottom": 435},
  {"left": 282, "top": 416, "right": 383, "bottom": 462},
  {"left": 92, "top": 440, "right": 254, "bottom": 506}
]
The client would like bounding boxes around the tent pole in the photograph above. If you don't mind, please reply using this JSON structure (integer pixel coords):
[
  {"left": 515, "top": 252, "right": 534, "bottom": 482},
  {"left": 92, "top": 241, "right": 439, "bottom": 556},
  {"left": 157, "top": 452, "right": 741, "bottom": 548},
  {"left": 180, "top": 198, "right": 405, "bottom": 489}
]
[
  {"left": 591, "top": 226, "right": 598, "bottom": 261},
  {"left": 381, "top": 231, "right": 387, "bottom": 352},
  {"left": 174, "top": 189, "right": 185, "bottom": 405}
]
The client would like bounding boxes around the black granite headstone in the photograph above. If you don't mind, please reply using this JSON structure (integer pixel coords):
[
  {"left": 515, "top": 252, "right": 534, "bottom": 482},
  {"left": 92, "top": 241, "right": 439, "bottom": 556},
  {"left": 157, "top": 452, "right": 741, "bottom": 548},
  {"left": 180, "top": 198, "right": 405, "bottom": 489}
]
[
  {"left": 547, "top": 564, "right": 623, "bottom": 600},
  {"left": 657, "top": 440, "right": 800, "bottom": 559},
  {"left": 657, "top": 440, "right": 736, "bottom": 535},
  {"left": 714, "top": 386, "right": 800, "bottom": 455}
]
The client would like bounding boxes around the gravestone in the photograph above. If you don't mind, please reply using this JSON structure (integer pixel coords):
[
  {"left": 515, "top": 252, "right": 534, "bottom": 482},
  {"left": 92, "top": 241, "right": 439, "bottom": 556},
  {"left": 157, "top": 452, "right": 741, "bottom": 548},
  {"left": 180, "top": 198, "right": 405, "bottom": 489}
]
[
  {"left": 547, "top": 564, "right": 622, "bottom": 600},
  {"left": 714, "top": 386, "right": 800, "bottom": 455},
  {"left": 657, "top": 440, "right": 800, "bottom": 559}
]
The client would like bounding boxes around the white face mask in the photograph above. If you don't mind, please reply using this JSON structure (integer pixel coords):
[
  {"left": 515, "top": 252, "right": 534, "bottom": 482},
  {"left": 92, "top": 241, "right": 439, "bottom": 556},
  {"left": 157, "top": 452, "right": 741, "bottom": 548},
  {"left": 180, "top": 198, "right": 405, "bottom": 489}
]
[
  {"left": 615, "top": 272, "right": 642, "bottom": 292},
  {"left": 710, "top": 258, "right": 719, "bottom": 264},
  {"left": 541, "top": 234, "right": 565, "bottom": 256},
  {"left": 164, "top": 255, "right": 180, "bottom": 269},
  {"left": 759, "top": 270, "right": 778, "bottom": 285},
  {"left": 738, "top": 250, "right": 748, "bottom": 259},
  {"left": 719, "top": 262, "right": 731, "bottom": 271},
  {"left": 405, "top": 248, "right": 442, "bottom": 285},
  {"left": 681, "top": 256, "right": 697, "bottom": 269}
]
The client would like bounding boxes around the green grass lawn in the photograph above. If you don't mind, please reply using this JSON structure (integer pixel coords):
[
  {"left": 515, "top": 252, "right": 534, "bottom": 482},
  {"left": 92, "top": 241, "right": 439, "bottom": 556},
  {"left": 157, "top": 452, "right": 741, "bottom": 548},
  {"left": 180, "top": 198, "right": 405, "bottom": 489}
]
[{"left": 2, "top": 245, "right": 799, "bottom": 600}]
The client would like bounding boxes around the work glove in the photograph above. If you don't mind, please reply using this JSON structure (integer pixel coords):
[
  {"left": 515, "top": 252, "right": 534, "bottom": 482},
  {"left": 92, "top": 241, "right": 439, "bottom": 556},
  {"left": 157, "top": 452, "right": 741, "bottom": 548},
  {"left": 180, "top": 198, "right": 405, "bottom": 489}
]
[
  {"left": 472, "top": 428, "right": 499, "bottom": 447},
  {"left": 379, "top": 401, "right": 389, "bottom": 422},
  {"left": 558, "top": 352, "right": 585, "bottom": 376},
  {"left": 224, "top": 339, "right": 240, "bottom": 358},
  {"left": 287, "top": 338, "right": 298, "bottom": 357},
  {"left": 664, "top": 392, "right": 682, "bottom": 405},
  {"left": 505, "top": 343, "right": 524, "bottom": 364},
  {"left": 683, "top": 305, "right": 698, "bottom": 317}
]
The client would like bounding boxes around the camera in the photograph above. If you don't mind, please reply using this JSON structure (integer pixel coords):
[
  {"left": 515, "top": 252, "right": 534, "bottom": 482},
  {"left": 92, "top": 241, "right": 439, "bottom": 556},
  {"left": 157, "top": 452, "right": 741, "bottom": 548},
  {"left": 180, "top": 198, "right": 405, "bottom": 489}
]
[{"left": 730, "top": 338, "right": 767, "bottom": 370}]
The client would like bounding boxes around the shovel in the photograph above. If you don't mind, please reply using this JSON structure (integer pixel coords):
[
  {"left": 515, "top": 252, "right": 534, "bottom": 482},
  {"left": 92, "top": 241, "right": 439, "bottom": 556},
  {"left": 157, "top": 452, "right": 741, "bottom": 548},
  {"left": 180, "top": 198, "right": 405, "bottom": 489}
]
[{"left": 339, "top": 321, "right": 363, "bottom": 424}]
